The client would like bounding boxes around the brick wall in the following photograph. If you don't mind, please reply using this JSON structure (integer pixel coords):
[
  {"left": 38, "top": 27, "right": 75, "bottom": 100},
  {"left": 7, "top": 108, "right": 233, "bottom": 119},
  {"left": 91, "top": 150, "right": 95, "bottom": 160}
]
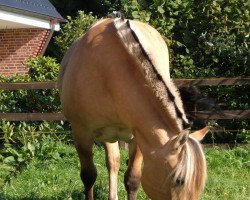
[{"left": 0, "top": 28, "right": 51, "bottom": 76}]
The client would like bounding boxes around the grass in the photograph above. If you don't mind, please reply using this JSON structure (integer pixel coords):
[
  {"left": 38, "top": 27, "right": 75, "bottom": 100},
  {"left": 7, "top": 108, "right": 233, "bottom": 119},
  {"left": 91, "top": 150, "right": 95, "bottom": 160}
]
[
  {"left": 0, "top": 142, "right": 249, "bottom": 200},
  {"left": 202, "top": 146, "right": 250, "bottom": 200}
]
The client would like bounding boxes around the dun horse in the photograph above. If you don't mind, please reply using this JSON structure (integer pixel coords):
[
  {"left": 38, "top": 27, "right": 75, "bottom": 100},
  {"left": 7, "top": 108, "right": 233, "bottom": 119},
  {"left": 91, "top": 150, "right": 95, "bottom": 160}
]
[{"left": 58, "top": 17, "right": 209, "bottom": 200}]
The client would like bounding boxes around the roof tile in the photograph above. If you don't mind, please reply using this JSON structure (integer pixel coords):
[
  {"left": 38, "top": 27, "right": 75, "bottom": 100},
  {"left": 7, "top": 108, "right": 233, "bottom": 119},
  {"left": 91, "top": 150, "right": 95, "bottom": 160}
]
[{"left": 0, "top": 0, "right": 64, "bottom": 21}]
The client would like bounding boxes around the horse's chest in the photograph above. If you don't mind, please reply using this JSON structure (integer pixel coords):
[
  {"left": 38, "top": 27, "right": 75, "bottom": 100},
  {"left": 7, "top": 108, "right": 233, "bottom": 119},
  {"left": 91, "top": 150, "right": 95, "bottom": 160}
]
[{"left": 94, "top": 125, "right": 133, "bottom": 143}]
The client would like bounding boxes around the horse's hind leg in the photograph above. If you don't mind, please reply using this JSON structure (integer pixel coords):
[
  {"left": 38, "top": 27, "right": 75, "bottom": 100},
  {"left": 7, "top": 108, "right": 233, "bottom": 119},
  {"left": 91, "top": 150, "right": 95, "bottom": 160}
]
[
  {"left": 72, "top": 124, "right": 97, "bottom": 200},
  {"left": 124, "top": 140, "right": 143, "bottom": 200},
  {"left": 104, "top": 142, "right": 120, "bottom": 200}
]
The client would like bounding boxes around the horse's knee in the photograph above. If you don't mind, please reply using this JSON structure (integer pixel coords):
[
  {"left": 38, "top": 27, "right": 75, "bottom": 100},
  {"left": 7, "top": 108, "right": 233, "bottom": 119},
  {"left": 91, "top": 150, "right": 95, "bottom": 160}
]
[
  {"left": 80, "top": 166, "right": 97, "bottom": 191},
  {"left": 124, "top": 170, "right": 141, "bottom": 193},
  {"left": 76, "top": 145, "right": 97, "bottom": 191},
  {"left": 111, "top": 154, "right": 120, "bottom": 172},
  {"left": 124, "top": 142, "right": 142, "bottom": 199}
]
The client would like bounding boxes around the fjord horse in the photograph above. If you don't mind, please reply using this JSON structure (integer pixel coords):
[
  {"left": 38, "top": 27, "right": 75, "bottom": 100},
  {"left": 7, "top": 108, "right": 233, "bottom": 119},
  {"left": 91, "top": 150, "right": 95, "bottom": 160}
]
[{"left": 58, "top": 17, "right": 209, "bottom": 200}]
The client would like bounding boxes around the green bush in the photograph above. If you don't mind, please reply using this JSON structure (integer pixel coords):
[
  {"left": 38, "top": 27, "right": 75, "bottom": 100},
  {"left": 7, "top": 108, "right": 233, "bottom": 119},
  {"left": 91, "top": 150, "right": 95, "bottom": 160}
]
[
  {"left": 0, "top": 56, "right": 72, "bottom": 185},
  {"left": 52, "top": 0, "right": 249, "bottom": 78},
  {"left": 0, "top": 56, "right": 60, "bottom": 113},
  {"left": 120, "top": 0, "right": 249, "bottom": 78},
  {"left": 54, "top": 11, "right": 98, "bottom": 61},
  {"left": 0, "top": 120, "right": 71, "bottom": 187},
  {"left": 26, "top": 56, "right": 60, "bottom": 81}
]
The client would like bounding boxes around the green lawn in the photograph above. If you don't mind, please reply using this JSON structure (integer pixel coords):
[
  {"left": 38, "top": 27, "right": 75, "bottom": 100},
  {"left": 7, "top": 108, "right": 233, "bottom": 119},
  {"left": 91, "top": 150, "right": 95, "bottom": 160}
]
[{"left": 0, "top": 142, "right": 249, "bottom": 200}]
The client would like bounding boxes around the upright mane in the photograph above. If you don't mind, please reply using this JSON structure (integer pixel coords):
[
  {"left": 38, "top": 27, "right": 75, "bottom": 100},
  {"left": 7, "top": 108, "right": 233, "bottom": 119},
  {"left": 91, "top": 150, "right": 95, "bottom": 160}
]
[
  {"left": 113, "top": 17, "right": 190, "bottom": 131},
  {"left": 171, "top": 137, "right": 207, "bottom": 199}
]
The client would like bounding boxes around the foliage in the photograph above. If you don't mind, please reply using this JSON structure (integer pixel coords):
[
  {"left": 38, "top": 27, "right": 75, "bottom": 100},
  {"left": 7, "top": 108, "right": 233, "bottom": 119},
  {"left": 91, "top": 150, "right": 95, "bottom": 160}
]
[
  {"left": 0, "top": 56, "right": 71, "bottom": 186},
  {"left": 0, "top": 120, "right": 71, "bottom": 187},
  {"left": 53, "top": 0, "right": 249, "bottom": 80},
  {"left": 202, "top": 146, "right": 250, "bottom": 200},
  {"left": 119, "top": 0, "right": 249, "bottom": 78},
  {"left": 26, "top": 56, "right": 60, "bottom": 81},
  {"left": 52, "top": 0, "right": 249, "bottom": 77},
  {"left": 0, "top": 56, "right": 60, "bottom": 113},
  {"left": 54, "top": 11, "right": 98, "bottom": 61},
  {"left": 50, "top": 0, "right": 120, "bottom": 18}
]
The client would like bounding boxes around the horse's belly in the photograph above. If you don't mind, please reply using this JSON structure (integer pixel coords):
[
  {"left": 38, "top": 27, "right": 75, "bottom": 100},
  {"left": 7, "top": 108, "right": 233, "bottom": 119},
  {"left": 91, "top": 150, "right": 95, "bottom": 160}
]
[{"left": 94, "top": 125, "right": 133, "bottom": 143}]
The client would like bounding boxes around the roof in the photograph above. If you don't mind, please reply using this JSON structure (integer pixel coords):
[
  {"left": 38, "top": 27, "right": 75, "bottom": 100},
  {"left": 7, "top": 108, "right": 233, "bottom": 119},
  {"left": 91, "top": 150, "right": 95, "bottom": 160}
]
[{"left": 0, "top": 0, "right": 64, "bottom": 21}]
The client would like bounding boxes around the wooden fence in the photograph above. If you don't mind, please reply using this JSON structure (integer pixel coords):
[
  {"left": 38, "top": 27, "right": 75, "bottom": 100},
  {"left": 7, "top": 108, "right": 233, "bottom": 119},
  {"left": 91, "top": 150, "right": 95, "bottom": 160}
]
[{"left": 0, "top": 77, "right": 249, "bottom": 121}]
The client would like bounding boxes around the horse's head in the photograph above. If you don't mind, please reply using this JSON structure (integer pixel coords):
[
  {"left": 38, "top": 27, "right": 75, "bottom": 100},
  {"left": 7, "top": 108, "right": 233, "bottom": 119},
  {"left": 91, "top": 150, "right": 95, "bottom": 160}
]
[{"left": 141, "top": 127, "right": 209, "bottom": 200}]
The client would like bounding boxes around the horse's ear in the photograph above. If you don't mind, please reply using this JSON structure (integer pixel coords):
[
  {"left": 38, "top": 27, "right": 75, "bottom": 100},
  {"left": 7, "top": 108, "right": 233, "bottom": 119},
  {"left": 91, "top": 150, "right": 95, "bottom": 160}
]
[
  {"left": 190, "top": 126, "right": 210, "bottom": 141},
  {"left": 174, "top": 129, "right": 189, "bottom": 148}
]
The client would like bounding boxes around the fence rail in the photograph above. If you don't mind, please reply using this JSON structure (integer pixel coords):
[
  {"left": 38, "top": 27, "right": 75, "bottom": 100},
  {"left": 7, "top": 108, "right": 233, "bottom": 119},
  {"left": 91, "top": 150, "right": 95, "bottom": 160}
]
[
  {"left": 0, "top": 78, "right": 249, "bottom": 90},
  {"left": 189, "top": 110, "right": 250, "bottom": 120},
  {"left": 0, "top": 82, "right": 57, "bottom": 90},
  {"left": 0, "top": 78, "right": 249, "bottom": 121},
  {"left": 174, "top": 77, "right": 250, "bottom": 86},
  {"left": 0, "top": 113, "right": 65, "bottom": 121},
  {"left": 0, "top": 110, "right": 249, "bottom": 121}
]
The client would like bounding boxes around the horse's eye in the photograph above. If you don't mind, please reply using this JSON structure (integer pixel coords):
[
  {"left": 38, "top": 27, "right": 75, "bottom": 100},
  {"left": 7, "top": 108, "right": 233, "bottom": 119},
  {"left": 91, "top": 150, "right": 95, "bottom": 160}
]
[{"left": 175, "top": 177, "right": 185, "bottom": 186}]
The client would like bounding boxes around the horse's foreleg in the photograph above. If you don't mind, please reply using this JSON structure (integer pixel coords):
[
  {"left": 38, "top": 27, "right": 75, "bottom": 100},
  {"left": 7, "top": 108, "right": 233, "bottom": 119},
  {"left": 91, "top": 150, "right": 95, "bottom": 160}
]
[
  {"left": 124, "top": 140, "right": 143, "bottom": 200},
  {"left": 104, "top": 142, "right": 120, "bottom": 200},
  {"left": 72, "top": 125, "right": 97, "bottom": 200}
]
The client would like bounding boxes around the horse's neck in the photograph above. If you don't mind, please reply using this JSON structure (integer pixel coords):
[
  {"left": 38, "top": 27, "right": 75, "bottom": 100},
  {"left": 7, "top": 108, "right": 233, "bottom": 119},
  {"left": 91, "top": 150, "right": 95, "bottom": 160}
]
[
  {"left": 109, "top": 64, "right": 180, "bottom": 151},
  {"left": 134, "top": 127, "right": 170, "bottom": 153},
  {"left": 132, "top": 112, "right": 183, "bottom": 153}
]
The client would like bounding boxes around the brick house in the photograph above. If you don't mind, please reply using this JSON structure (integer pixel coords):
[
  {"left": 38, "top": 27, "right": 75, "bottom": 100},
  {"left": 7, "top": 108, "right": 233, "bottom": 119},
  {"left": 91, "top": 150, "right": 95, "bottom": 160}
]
[{"left": 0, "top": 0, "right": 64, "bottom": 76}]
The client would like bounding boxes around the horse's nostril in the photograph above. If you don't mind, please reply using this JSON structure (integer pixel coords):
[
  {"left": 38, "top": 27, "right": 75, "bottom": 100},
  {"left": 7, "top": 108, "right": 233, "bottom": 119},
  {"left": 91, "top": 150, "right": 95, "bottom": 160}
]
[{"left": 176, "top": 178, "right": 185, "bottom": 186}]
